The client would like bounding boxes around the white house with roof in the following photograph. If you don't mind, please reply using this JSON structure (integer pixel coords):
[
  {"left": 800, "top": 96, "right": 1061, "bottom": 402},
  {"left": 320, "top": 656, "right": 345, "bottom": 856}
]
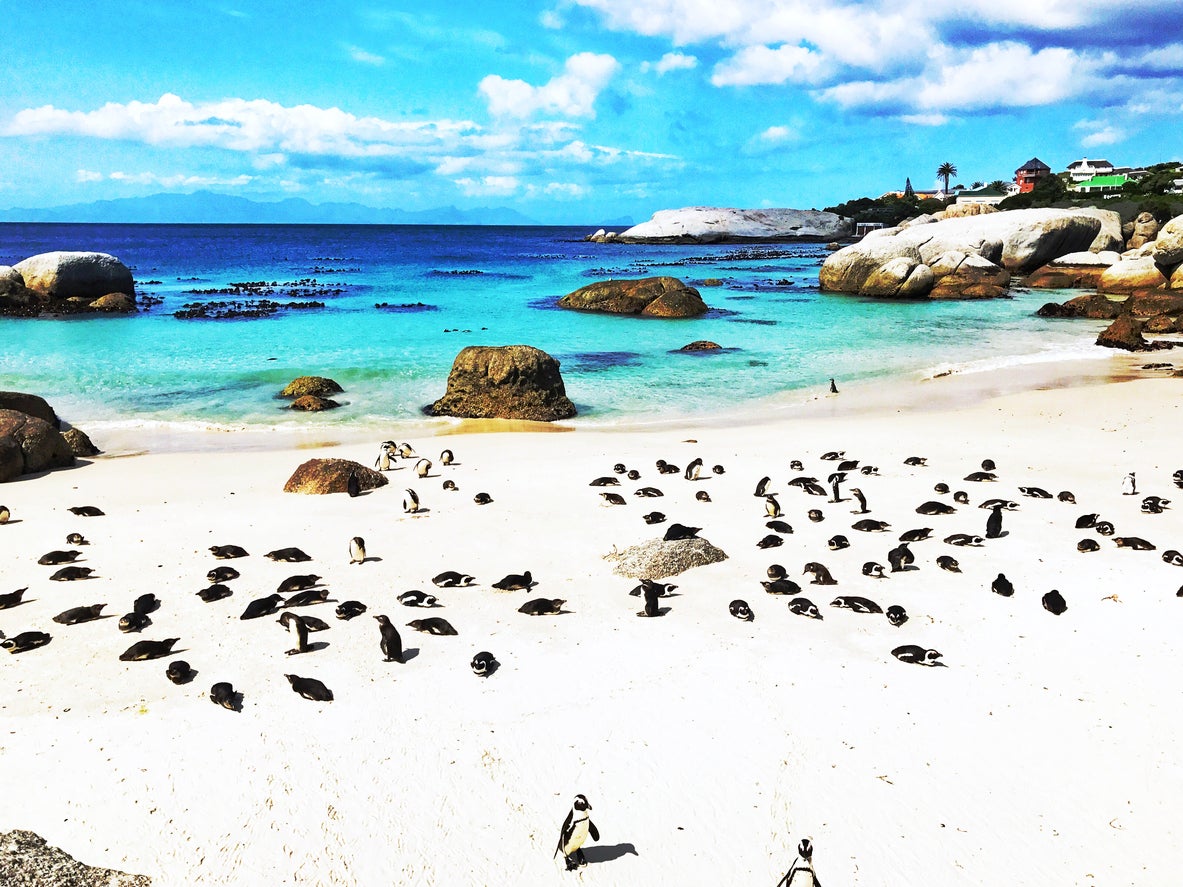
[{"left": 1066, "top": 158, "right": 1115, "bottom": 183}]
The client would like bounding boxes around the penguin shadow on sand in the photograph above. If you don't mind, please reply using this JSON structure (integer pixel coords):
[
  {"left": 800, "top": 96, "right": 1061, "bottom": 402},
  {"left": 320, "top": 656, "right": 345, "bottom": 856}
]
[
  {"left": 353, "top": 556, "right": 383, "bottom": 565},
  {"left": 398, "top": 647, "right": 421, "bottom": 662},
  {"left": 581, "top": 843, "right": 640, "bottom": 865}
]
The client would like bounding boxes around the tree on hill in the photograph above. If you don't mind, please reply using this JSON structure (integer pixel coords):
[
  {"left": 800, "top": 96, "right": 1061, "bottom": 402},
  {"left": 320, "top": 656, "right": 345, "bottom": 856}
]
[
  {"left": 937, "top": 162, "right": 958, "bottom": 196},
  {"left": 988, "top": 180, "right": 1009, "bottom": 192}
]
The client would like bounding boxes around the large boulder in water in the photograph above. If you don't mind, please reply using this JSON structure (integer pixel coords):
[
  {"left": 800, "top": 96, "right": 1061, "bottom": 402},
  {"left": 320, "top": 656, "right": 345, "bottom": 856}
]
[
  {"left": 289, "top": 395, "right": 341, "bottom": 411},
  {"left": 283, "top": 458, "right": 387, "bottom": 494},
  {"left": 614, "top": 206, "right": 851, "bottom": 243},
  {"left": 559, "top": 277, "right": 708, "bottom": 317},
  {"left": 1036, "top": 293, "right": 1124, "bottom": 319},
  {"left": 0, "top": 392, "right": 59, "bottom": 428},
  {"left": 427, "top": 345, "right": 577, "bottom": 422},
  {"left": 0, "top": 409, "right": 75, "bottom": 481},
  {"left": 1026, "top": 251, "right": 1120, "bottom": 290},
  {"left": 12, "top": 251, "right": 134, "bottom": 302},
  {"left": 1095, "top": 315, "right": 1152, "bottom": 351},
  {"left": 927, "top": 251, "right": 1011, "bottom": 299},
  {"left": 279, "top": 376, "right": 344, "bottom": 398}
]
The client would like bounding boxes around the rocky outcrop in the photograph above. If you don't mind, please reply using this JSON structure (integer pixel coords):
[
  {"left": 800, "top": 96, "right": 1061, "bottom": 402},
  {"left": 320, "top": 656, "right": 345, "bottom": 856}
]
[
  {"left": 0, "top": 829, "right": 151, "bottom": 887},
  {"left": 1098, "top": 256, "right": 1169, "bottom": 294},
  {"left": 1152, "top": 215, "right": 1183, "bottom": 269},
  {"left": 289, "top": 395, "right": 340, "bottom": 411},
  {"left": 279, "top": 376, "right": 343, "bottom": 398},
  {"left": 88, "top": 292, "right": 137, "bottom": 312},
  {"left": 283, "top": 459, "right": 388, "bottom": 495},
  {"left": 821, "top": 208, "right": 1123, "bottom": 298},
  {"left": 0, "top": 392, "right": 59, "bottom": 427},
  {"left": 928, "top": 251, "right": 1011, "bottom": 299},
  {"left": 611, "top": 207, "right": 851, "bottom": 243},
  {"left": 13, "top": 252, "right": 134, "bottom": 302},
  {"left": 559, "top": 277, "right": 708, "bottom": 318},
  {"left": 1036, "top": 293, "right": 1124, "bottom": 319},
  {"left": 0, "top": 266, "right": 29, "bottom": 307},
  {"left": 678, "top": 341, "right": 722, "bottom": 352},
  {"left": 0, "top": 410, "right": 75, "bottom": 481},
  {"left": 427, "top": 345, "right": 576, "bottom": 422},
  {"left": 1096, "top": 314, "right": 1152, "bottom": 351},
  {"left": 939, "top": 203, "right": 998, "bottom": 218},
  {"left": 1126, "top": 212, "right": 1161, "bottom": 250},
  {"left": 62, "top": 427, "right": 100, "bottom": 457},
  {"left": 1025, "top": 251, "right": 1120, "bottom": 289}
]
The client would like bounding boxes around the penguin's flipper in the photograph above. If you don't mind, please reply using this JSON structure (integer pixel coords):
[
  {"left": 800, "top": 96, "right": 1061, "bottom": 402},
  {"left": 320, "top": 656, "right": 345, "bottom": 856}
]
[
  {"left": 589, "top": 820, "right": 599, "bottom": 842},
  {"left": 555, "top": 810, "right": 573, "bottom": 858}
]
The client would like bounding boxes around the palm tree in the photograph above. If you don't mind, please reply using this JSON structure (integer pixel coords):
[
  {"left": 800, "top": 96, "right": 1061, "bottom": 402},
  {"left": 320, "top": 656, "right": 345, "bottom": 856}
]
[
  {"left": 971, "top": 181, "right": 984, "bottom": 189},
  {"left": 988, "top": 179, "right": 1009, "bottom": 192},
  {"left": 937, "top": 162, "right": 958, "bottom": 198}
]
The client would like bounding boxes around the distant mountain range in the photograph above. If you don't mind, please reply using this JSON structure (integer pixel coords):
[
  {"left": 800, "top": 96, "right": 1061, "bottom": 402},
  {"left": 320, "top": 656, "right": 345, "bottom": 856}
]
[{"left": 0, "top": 191, "right": 548, "bottom": 226}]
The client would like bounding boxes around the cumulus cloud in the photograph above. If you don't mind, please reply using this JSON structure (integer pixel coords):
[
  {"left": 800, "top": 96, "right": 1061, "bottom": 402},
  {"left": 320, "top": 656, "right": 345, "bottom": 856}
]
[
  {"left": 711, "top": 44, "right": 826, "bottom": 86},
  {"left": 1074, "top": 119, "right": 1125, "bottom": 147},
  {"left": 479, "top": 53, "right": 620, "bottom": 118},
  {"left": 75, "top": 169, "right": 104, "bottom": 183},
  {"left": 345, "top": 44, "right": 385, "bottom": 66},
  {"left": 86, "top": 170, "right": 255, "bottom": 188},
  {"left": 641, "top": 52, "right": 698, "bottom": 75},
  {"left": 758, "top": 125, "right": 797, "bottom": 144}
]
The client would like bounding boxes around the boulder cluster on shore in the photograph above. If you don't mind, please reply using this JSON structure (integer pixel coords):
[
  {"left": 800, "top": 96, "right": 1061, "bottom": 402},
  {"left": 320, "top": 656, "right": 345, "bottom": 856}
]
[{"left": 0, "top": 251, "right": 136, "bottom": 316}]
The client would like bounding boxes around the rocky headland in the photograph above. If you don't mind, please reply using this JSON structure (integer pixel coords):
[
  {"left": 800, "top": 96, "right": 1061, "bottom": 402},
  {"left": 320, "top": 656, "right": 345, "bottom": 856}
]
[{"left": 587, "top": 207, "right": 851, "bottom": 244}]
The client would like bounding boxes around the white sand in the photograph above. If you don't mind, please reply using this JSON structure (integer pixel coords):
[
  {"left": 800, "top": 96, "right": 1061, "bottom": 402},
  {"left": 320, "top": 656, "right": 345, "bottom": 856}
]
[{"left": 2, "top": 364, "right": 1182, "bottom": 886}]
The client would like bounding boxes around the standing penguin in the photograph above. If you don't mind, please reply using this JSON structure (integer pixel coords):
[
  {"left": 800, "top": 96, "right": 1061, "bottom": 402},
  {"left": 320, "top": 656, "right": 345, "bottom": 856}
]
[
  {"left": 278, "top": 611, "right": 311, "bottom": 655},
  {"left": 349, "top": 536, "right": 366, "bottom": 564},
  {"left": 765, "top": 495, "right": 783, "bottom": 519},
  {"left": 829, "top": 378, "right": 838, "bottom": 394},
  {"left": 985, "top": 504, "right": 1004, "bottom": 539},
  {"left": 555, "top": 794, "right": 599, "bottom": 871},
  {"left": 347, "top": 471, "right": 361, "bottom": 498},
  {"left": 375, "top": 446, "right": 393, "bottom": 471},
  {"left": 403, "top": 488, "right": 420, "bottom": 514},
  {"left": 415, "top": 458, "right": 432, "bottom": 478},
  {"left": 374, "top": 614, "right": 404, "bottom": 662},
  {"left": 1122, "top": 472, "right": 1137, "bottom": 495},
  {"left": 776, "top": 837, "right": 823, "bottom": 887},
  {"left": 684, "top": 458, "right": 703, "bottom": 481},
  {"left": 849, "top": 488, "right": 868, "bottom": 514},
  {"left": 440, "top": 448, "right": 454, "bottom": 466}
]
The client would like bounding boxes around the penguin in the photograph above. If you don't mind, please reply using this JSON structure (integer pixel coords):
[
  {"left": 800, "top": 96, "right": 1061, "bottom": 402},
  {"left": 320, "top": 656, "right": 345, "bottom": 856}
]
[
  {"left": 285, "top": 674, "right": 334, "bottom": 702},
  {"left": 403, "top": 488, "right": 421, "bottom": 513},
  {"left": 934, "top": 482, "right": 950, "bottom": 494},
  {"left": 766, "top": 520, "right": 794, "bottom": 534},
  {"left": 830, "top": 595, "right": 882, "bottom": 613},
  {"left": 374, "top": 446, "right": 393, "bottom": 471},
  {"left": 888, "top": 542, "right": 915, "bottom": 572},
  {"left": 944, "top": 533, "right": 983, "bottom": 546},
  {"left": 600, "top": 492, "right": 627, "bottom": 506},
  {"left": 850, "top": 488, "right": 868, "bottom": 514},
  {"left": 1077, "top": 538, "right": 1101, "bottom": 553},
  {"left": 981, "top": 458, "right": 997, "bottom": 471},
  {"left": 1058, "top": 491, "right": 1076, "bottom": 504},
  {"left": 634, "top": 487, "right": 664, "bottom": 498},
  {"left": 278, "top": 611, "right": 311, "bottom": 655},
  {"left": 68, "top": 506, "right": 105, "bottom": 516},
  {"left": 612, "top": 463, "right": 627, "bottom": 474},
  {"left": 629, "top": 579, "right": 677, "bottom": 598},
  {"left": 407, "top": 617, "right": 458, "bottom": 635},
  {"left": 936, "top": 555, "right": 961, "bottom": 573},
  {"left": 555, "top": 794, "right": 599, "bottom": 871},
  {"left": 787, "top": 597, "right": 822, "bottom": 619},
  {"left": 963, "top": 471, "right": 996, "bottom": 482},
  {"left": 38, "top": 550, "right": 82, "bottom": 565},
  {"left": 643, "top": 512, "right": 666, "bottom": 525},
  {"left": 207, "top": 566, "right": 239, "bottom": 583},
  {"left": 1042, "top": 589, "right": 1068, "bottom": 615},
  {"left": 860, "top": 465, "right": 879, "bottom": 476},
  {"left": 885, "top": 605, "right": 908, "bottom": 626},
  {"left": 397, "top": 590, "right": 438, "bottom": 607},
  {"left": 916, "top": 501, "right": 956, "bottom": 515},
  {"left": 803, "top": 562, "right": 837, "bottom": 585},
  {"left": 767, "top": 564, "right": 788, "bottom": 580},
  {"left": 953, "top": 491, "right": 970, "bottom": 505},
  {"left": 684, "top": 458, "right": 703, "bottom": 481},
  {"left": 663, "top": 523, "right": 700, "bottom": 541},
  {"left": 899, "top": 528, "right": 933, "bottom": 542},
  {"left": 1174, "top": 468, "right": 1183, "bottom": 489},
  {"left": 754, "top": 476, "right": 771, "bottom": 497},
  {"left": 1121, "top": 472, "right": 1137, "bottom": 495},
  {"left": 277, "top": 574, "right": 321, "bottom": 594},
  {"left": 66, "top": 533, "right": 88, "bottom": 545},
  {"left": 492, "top": 571, "right": 533, "bottom": 591},
  {"left": 891, "top": 645, "right": 943, "bottom": 665},
  {"left": 241, "top": 594, "right": 285, "bottom": 620},
  {"left": 53, "top": 604, "right": 106, "bottom": 625},
  {"left": 728, "top": 599, "right": 754, "bottom": 621},
  {"left": 283, "top": 589, "right": 330, "bottom": 608},
  {"left": 712, "top": 464, "right": 725, "bottom": 475},
  {"left": 991, "top": 573, "right": 1014, "bottom": 596},
  {"left": 374, "top": 615, "right": 404, "bottom": 662},
  {"left": 335, "top": 600, "right": 368, "bottom": 620},
  {"left": 442, "top": 479, "right": 458, "bottom": 491},
  {"left": 209, "top": 545, "right": 249, "bottom": 559},
  {"left": 852, "top": 519, "right": 890, "bottom": 532},
  {"left": 637, "top": 581, "right": 662, "bottom": 617},
  {"left": 1113, "top": 536, "right": 1156, "bottom": 551},
  {"left": 837, "top": 459, "right": 859, "bottom": 472},
  {"left": 758, "top": 535, "right": 785, "bottom": 549},
  {"left": 1019, "top": 486, "right": 1053, "bottom": 499},
  {"left": 197, "top": 584, "right": 233, "bottom": 602},
  {"left": 2, "top": 631, "right": 51, "bottom": 654},
  {"left": 50, "top": 566, "right": 96, "bottom": 581},
  {"left": 1094, "top": 521, "right": 1116, "bottom": 536},
  {"left": 440, "top": 448, "right": 454, "bottom": 466},
  {"left": 801, "top": 480, "right": 828, "bottom": 497},
  {"left": 0, "top": 505, "right": 8, "bottom": 525},
  {"left": 789, "top": 460, "right": 804, "bottom": 472},
  {"left": 471, "top": 651, "right": 497, "bottom": 676},
  {"left": 861, "top": 562, "right": 886, "bottom": 579},
  {"left": 118, "top": 611, "right": 151, "bottom": 633},
  {"left": 828, "top": 473, "right": 844, "bottom": 503},
  {"left": 1162, "top": 550, "right": 1183, "bottom": 567},
  {"left": 266, "top": 547, "right": 312, "bottom": 562},
  {"left": 985, "top": 505, "right": 1004, "bottom": 539},
  {"left": 626, "top": 470, "right": 641, "bottom": 481},
  {"left": 695, "top": 491, "right": 712, "bottom": 503},
  {"left": 656, "top": 461, "right": 680, "bottom": 475},
  {"left": 415, "top": 458, "right": 432, "bottom": 478},
  {"left": 807, "top": 509, "right": 824, "bottom": 523},
  {"left": 1142, "top": 495, "right": 1170, "bottom": 514},
  {"left": 347, "top": 472, "right": 361, "bottom": 498},
  {"left": 1074, "top": 513, "right": 1099, "bottom": 529},
  {"left": 826, "top": 535, "right": 849, "bottom": 551},
  {"left": 209, "top": 682, "right": 239, "bottom": 711},
  {"left": 775, "top": 837, "right": 821, "bottom": 887},
  {"left": 433, "top": 571, "right": 476, "bottom": 587},
  {"left": 904, "top": 456, "right": 927, "bottom": 466},
  {"left": 0, "top": 587, "right": 28, "bottom": 609},
  {"left": 518, "top": 598, "right": 566, "bottom": 616},
  {"left": 829, "top": 378, "right": 839, "bottom": 394},
  {"left": 118, "top": 638, "right": 180, "bottom": 661},
  {"left": 589, "top": 477, "right": 621, "bottom": 487},
  {"left": 133, "top": 594, "right": 160, "bottom": 615},
  {"left": 349, "top": 536, "right": 367, "bottom": 564},
  {"left": 299, "top": 615, "right": 331, "bottom": 632},
  {"left": 396, "top": 442, "right": 415, "bottom": 459},
  {"left": 763, "top": 578, "right": 803, "bottom": 596},
  {"left": 165, "top": 660, "right": 194, "bottom": 685},
  {"left": 820, "top": 451, "right": 844, "bottom": 461}
]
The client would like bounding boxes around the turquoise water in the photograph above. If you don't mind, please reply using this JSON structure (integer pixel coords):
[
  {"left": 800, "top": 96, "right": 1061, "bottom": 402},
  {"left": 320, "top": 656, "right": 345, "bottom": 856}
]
[{"left": 0, "top": 223, "right": 1106, "bottom": 438}]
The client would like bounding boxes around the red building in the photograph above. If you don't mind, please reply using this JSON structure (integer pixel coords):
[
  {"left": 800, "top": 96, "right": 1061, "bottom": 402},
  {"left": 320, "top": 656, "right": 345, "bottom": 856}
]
[{"left": 1015, "top": 157, "right": 1052, "bottom": 193}]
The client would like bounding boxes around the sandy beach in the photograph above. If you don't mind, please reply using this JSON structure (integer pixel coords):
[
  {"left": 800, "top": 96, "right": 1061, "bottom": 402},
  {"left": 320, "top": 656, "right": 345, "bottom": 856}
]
[{"left": 2, "top": 358, "right": 1182, "bottom": 886}]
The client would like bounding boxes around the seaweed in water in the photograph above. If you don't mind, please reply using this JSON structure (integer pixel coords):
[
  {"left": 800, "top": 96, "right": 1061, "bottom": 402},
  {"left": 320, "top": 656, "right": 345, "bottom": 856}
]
[
  {"left": 173, "top": 299, "right": 326, "bottom": 319},
  {"left": 374, "top": 302, "right": 440, "bottom": 313}
]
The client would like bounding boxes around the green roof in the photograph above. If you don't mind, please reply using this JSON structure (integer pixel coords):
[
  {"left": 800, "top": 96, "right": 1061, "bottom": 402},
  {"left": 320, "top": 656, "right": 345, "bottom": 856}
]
[
  {"left": 959, "top": 185, "right": 1006, "bottom": 197},
  {"left": 1076, "top": 174, "right": 1129, "bottom": 188}
]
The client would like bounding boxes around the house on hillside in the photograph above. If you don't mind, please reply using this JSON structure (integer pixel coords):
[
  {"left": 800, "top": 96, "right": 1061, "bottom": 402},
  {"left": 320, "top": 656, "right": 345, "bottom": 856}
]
[
  {"left": 1015, "top": 158, "right": 1052, "bottom": 193},
  {"left": 1066, "top": 158, "right": 1114, "bottom": 183},
  {"left": 1071, "top": 174, "right": 1129, "bottom": 195},
  {"left": 955, "top": 185, "right": 1008, "bottom": 206}
]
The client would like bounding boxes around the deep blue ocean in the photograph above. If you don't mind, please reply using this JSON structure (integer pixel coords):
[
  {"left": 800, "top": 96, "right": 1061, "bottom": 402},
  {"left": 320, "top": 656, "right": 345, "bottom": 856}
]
[{"left": 0, "top": 223, "right": 1103, "bottom": 440}]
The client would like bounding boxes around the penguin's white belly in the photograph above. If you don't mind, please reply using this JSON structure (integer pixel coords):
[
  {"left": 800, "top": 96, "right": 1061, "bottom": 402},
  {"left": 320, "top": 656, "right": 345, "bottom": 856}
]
[{"left": 563, "top": 819, "right": 590, "bottom": 855}]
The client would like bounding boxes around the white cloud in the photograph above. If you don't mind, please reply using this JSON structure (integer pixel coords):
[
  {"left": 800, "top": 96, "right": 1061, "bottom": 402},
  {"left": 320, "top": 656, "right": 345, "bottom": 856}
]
[
  {"left": 1074, "top": 118, "right": 1125, "bottom": 147},
  {"left": 538, "top": 182, "right": 590, "bottom": 198},
  {"left": 479, "top": 52, "right": 619, "bottom": 118},
  {"left": 345, "top": 44, "right": 385, "bottom": 66},
  {"left": 454, "top": 175, "right": 520, "bottom": 196},
  {"left": 899, "top": 113, "right": 950, "bottom": 126},
  {"left": 75, "top": 169, "right": 103, "bottom": 182},
  {"left": 711, "top": 44, "right": 826, "bottom": 86},
  {"left": 758, "top": 125, "right": 796, "bottom": 144},
  {"left": 641, "top": 52, "right": 698, "bottom": 75},
  {"left": 539, "top": 9, "right": 564, "bottom": 29},
  {"left": 106, "top": 171, "right": 254, "bottom": 188}
]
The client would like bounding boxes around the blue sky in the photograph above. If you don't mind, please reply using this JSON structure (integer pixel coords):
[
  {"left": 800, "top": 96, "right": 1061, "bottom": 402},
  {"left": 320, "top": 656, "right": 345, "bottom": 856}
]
[{"left": 1, "top": 0, "right": 1180, "bottom": 223}]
